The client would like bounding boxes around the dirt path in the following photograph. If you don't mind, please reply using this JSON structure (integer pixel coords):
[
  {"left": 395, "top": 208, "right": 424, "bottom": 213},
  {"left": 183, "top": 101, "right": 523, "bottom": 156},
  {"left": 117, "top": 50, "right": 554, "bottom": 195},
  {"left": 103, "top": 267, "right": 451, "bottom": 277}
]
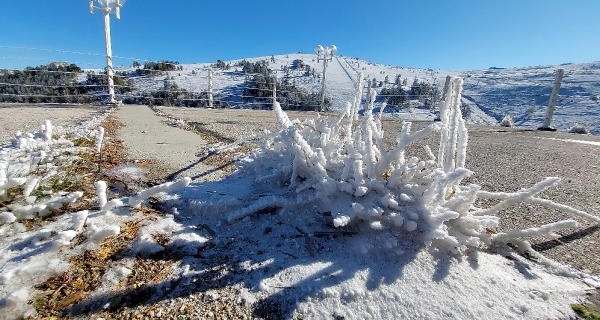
[{"left": 113, "top": 104, "right": 223, "bottom": 182}]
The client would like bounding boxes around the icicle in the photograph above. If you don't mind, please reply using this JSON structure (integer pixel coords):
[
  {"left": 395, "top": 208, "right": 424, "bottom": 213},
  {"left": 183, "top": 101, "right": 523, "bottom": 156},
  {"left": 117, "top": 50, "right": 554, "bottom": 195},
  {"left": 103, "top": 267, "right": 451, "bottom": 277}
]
[
  {"left": 95, "top": 127, "right": 105, "bottom": 153},
  {"left": 43, "top": 120, "right": 53, "bottom": 141},
  {"left": 95, "top": 180, "right": 108, "bottom": 209},
  {"left": 362, "top": 89, "right": 377, "bottom": 179},
  {"left": 273, "top": 101, "right": 293, "bottom": 128}
]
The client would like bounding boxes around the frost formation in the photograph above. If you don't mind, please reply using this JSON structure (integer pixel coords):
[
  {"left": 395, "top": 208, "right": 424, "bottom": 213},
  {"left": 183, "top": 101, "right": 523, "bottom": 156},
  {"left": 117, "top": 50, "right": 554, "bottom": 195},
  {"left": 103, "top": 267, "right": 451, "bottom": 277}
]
[{"left": 236, "top": 76, "right": 598, "bottom": 254}]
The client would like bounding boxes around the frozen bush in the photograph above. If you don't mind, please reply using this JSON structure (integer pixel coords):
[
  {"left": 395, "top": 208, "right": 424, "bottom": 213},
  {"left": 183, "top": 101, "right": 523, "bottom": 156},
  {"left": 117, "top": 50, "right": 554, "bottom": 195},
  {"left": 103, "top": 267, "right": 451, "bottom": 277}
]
[
  {"left": 232, "top": 75, "right": 598, "bottom": 255},
  {"left": 568, "top": 123, "right": 589, "bottom": 134}
]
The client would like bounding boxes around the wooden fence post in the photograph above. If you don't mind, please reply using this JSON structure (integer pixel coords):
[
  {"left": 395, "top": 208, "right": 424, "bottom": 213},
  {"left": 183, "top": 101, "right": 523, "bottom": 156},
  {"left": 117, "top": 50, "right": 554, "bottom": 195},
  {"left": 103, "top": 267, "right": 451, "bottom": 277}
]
[
  {"left": 539, "top": 68, "right": 564, "bottom": 130},
  {"left": 207, "top": 68, "right": 214, "bottom": 108}
]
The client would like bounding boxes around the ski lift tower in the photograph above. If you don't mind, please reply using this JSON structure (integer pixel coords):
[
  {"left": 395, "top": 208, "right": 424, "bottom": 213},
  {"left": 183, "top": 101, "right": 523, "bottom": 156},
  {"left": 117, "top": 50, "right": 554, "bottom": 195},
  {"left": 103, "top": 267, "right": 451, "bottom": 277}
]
[
  {"left": 89, "top": 0, "right": 124, "bottom": 105},
  {"left": 315, "top": 44, "right": 336, "bottom": 112}
]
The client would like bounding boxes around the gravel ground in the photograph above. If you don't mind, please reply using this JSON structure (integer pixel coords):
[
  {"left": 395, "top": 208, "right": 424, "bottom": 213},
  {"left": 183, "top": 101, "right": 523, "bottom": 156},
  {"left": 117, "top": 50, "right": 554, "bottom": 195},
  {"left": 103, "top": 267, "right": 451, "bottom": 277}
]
[
  {"left": 0, "top": 104, "right": 98, "bottom": 145},
  {"left": 156, "top": 106, "right": 335, "bottom": 141},
  {"left": 155, "top": 107, "right": 600, "bottom": 274}
]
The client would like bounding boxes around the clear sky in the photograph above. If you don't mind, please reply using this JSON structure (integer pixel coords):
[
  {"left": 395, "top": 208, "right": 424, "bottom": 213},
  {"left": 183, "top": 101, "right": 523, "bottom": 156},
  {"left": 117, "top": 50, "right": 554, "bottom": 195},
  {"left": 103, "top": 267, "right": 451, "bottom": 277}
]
[{"left": 0, "top": 0, "right": 599, "bottom": 70}]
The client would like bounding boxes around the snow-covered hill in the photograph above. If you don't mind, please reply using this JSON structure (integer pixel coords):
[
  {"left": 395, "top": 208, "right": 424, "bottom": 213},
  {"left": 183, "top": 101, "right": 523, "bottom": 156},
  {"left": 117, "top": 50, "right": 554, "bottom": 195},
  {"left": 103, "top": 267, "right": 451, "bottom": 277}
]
[{"left": 121, "top": 54, "right": 600, "bottom": 135}]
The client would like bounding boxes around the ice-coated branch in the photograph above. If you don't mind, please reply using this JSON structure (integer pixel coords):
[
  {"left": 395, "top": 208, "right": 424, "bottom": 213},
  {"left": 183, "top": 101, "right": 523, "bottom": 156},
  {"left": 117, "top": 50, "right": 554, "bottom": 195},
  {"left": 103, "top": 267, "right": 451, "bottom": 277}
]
[
  {"left": 493, "top": 220, "right": 579, "bottom": 243},
  {"left": 478, "top": 190, "right": 600, "bottom": 223},
  {"left": 43, "top": 120, "right": 53, "bottom": 141},
  {"left": 473, "top": 177, "right": 560, "bottom": 216},
  {"left": 128, "top": 177, "right": 191, "bottom": 208}
]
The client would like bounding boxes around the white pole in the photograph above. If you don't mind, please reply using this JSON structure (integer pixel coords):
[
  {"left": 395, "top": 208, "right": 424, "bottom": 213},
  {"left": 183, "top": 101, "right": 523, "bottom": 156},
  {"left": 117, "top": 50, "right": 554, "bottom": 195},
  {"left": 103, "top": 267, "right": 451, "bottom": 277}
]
[
  {"left": 272, "top": 75, "right": 277, "bottom": 106},
  {"left": 541, "top": 68, "right": 564, "bottom": 130},
  {"left": 91, "top": 0, "right": 123, "bottom": 105},
  {"left": 319, "top": 57, "right": 328, "bottom": 112},
  {"left": 208, "top": 68, "right": 213, "bottom": 108},
  {"left": 103, "top": 8, "right": 116, "bottom": 104},
  {"left": 315, "top": 45, "right": 336, "bottom": 112}
]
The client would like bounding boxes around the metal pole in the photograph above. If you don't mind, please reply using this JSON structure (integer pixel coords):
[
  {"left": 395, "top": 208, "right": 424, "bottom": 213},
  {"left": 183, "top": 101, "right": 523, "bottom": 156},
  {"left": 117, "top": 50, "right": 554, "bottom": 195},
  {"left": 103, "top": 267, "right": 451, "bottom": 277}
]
[
  {"left": 319, "top": 57, "right": 327, "bottom": 112},
  {"left": 91, "top": 0, "right": 123, "bottom": 105},
  {"left": 441, "top": 75, "right": 451, "bottom": 102},
  {"left": 103, "top": 8, "right": 116, "bottom": 104},
  {"left": 540, "top": 68, "right": 564, "bottom": 130},
  {"left": 315, "top": 45, "right": 336, "bottom": 112},
  {"left": 272, "top": 75, "right": 277, "bottom": 106},
  {"left": 208, "top": 69, "right": 213, "bottom": 108}
]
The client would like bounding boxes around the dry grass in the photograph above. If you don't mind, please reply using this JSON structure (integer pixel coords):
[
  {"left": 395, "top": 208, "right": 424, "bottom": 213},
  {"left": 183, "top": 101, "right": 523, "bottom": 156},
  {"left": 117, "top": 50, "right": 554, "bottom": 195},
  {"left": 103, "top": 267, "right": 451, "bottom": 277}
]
[
  {"left": 28, "top": 111, "right": 178, "bottom": 317},
  {"left": 31, "top": 219, "right": 144, "bottom": 317}
]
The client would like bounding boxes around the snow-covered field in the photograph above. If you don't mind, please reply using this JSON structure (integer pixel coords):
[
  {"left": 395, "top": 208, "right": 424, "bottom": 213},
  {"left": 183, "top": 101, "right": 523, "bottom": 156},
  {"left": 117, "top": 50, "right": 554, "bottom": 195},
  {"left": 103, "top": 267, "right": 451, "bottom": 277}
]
[
  {"left": 1, "top": 78, "right": 599, "bottom": 319},
  {"left": 122, "top": 53, "right": 599, "bottom": 135}
]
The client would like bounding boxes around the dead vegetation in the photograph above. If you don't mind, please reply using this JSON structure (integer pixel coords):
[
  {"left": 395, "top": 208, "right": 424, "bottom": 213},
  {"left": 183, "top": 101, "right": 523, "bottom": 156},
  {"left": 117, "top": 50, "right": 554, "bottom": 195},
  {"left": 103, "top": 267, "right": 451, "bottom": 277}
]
[
  {"left": 32, "top": 219, "right": 144, "bottom": 317},
  {"left": 27, "top": 112, "right": 179, "bottom": 318}
]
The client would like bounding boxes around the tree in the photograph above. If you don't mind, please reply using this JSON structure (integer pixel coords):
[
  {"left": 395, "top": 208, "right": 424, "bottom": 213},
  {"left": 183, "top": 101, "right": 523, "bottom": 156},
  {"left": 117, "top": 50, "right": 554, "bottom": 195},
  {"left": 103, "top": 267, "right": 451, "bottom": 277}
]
[
  {"left": 214, "top": 60, "right": 228, "bottom": 70},
  {"left": 380, "top": 86, "right": 407, "bottom": 108},
  {"left": 395, "top": 75, "right": 401, "bottom": 86}
]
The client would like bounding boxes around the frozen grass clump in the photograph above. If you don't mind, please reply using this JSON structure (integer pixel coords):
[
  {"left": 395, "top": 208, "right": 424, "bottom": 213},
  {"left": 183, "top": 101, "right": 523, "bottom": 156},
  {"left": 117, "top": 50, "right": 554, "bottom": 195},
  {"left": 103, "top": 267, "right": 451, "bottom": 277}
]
[
  {"left": 500, "top": 114, "right": 514, "bottom": 127},
  {"left": 568, "top": 123, "right": 590, "bottom": 134},
  {"left": 234, "top": 76, "right": 598, "bottom": 256}
]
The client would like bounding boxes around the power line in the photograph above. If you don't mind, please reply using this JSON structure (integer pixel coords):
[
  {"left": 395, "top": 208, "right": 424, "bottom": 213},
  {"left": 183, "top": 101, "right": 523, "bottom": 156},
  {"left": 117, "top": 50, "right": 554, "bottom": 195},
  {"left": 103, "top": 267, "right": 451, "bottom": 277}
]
[{"left": 0, "top": 82, "right": 131, "bottom": 89}]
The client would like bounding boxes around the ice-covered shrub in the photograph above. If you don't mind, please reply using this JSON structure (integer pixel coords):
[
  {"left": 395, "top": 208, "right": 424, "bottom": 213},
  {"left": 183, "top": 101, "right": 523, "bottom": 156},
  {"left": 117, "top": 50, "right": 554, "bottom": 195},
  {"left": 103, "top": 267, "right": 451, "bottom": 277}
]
[
  {"left": 500, "top": 114, "right": 514, "bottom": 127},
  {"left": 0, "top": 118, "right": 107, "bottom": 224},
  {"left": 568, "top": 123, "right": 589, "bottom": 134},
  {"left": 233, "top": 76, "right": 598, "bottom": 255}
]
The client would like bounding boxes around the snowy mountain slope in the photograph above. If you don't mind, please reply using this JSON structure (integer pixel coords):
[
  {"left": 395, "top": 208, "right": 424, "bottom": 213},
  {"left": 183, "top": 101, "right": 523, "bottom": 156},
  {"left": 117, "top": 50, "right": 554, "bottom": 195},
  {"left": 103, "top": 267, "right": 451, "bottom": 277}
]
[
  {"left": 121, "top": 54, "right": 599, "bottom": 134},
  {"left": 460, "top": 63, "right": 600, "bottom": 135}
]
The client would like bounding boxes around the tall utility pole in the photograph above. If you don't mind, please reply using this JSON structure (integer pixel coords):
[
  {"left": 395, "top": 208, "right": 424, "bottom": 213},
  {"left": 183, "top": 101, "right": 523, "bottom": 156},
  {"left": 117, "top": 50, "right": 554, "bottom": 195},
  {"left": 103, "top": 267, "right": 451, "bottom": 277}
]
[
  {"left": 315, "top": 44, "right": 336, "bottom": 112},
  {"left": 89, "top": 0, "right": 124, "bottom": 105}
]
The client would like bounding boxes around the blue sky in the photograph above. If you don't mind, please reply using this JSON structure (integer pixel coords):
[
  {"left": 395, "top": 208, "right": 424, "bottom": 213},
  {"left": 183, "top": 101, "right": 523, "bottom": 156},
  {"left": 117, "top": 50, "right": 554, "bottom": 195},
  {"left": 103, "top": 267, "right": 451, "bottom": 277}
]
[{"left": 0, "top": 0, "right": 599, "bottom": 70}]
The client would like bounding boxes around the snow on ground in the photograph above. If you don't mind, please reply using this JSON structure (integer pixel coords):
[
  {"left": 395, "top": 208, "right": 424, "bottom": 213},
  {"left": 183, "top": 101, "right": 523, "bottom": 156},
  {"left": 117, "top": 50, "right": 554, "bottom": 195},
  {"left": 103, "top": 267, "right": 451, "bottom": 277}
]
[
  {"left": 0, "top": 111, "right": 112, "bottom": 317},
  {"left": 164, "top": 172, "right": 594, "bottom": 318},
  {"left": 159, "top": 167, "right": 596, "bottom": 318}
]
